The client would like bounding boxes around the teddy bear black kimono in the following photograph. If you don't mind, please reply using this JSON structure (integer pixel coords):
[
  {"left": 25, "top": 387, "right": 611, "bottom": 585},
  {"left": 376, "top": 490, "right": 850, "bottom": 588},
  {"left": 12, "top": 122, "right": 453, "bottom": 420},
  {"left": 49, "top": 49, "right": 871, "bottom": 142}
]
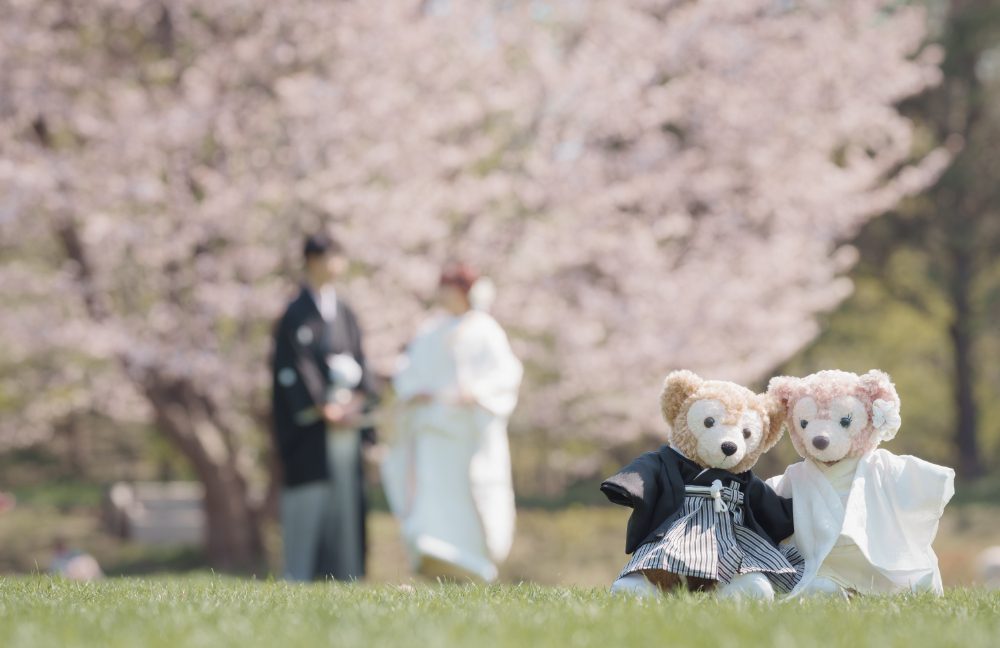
[{"left": 602, "top": 371, "right": 803, "bottom": 599}]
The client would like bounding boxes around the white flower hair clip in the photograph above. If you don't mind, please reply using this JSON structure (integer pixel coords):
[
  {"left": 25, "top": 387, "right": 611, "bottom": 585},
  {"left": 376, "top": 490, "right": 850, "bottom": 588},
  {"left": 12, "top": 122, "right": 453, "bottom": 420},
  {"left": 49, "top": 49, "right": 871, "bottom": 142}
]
[
  {"left": 870, "top": 398, "right": 901, "bottom": 444},
  {"left": 468, "top": 277, "right": 496, "bottom": 312}
]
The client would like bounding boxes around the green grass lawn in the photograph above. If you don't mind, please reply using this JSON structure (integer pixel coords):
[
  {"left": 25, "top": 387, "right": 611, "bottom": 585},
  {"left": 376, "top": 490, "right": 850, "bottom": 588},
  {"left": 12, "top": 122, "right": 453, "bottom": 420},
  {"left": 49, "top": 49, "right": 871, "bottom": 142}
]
[
  {"left": 7, "top": 503, "right": 1000, "bottom": 587},
  {"left": 1, "top": 577, "right": 999, "bottom": 648}
]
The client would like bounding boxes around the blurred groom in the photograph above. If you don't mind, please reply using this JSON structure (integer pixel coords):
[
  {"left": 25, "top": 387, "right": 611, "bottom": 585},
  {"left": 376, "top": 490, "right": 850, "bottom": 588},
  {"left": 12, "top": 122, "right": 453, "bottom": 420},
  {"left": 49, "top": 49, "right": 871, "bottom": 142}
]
[{"left": 272, "top": 232, "right": 378, "bottom": 582}]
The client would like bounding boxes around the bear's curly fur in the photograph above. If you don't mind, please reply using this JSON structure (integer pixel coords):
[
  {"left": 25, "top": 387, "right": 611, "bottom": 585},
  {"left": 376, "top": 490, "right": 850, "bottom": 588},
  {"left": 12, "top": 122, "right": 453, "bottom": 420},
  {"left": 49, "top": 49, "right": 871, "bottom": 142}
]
[
  {"left": 768, "top": 369, "right": 899, "bottom": 462},
  {"left": 660, "top": 370, "right": 785, "bottom": 474}
]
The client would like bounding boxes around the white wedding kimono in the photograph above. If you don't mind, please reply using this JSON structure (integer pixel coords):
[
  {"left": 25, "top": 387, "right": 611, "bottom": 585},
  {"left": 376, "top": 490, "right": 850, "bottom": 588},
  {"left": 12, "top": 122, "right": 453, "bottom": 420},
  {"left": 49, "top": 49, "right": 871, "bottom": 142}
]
[
  {"left": 381, "top": 311, "right": 522, "bottom": 582},
  {"left": 767, "top": 449, "right": 954, "bottom": 597}
]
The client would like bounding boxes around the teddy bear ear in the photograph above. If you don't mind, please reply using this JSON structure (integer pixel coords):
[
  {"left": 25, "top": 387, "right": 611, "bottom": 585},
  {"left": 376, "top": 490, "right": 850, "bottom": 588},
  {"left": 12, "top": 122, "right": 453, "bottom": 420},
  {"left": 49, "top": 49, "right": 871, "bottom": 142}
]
[
  {"left": 757, "top": 393, "right": 787, "bottom": 453},
  {"left": 859, "top": 369, "right": 900, "bottom": 409},
  {"left": 659, "top": 370, "right": 704, "bottom": 423},
  {"left": 767, "top": 375, "right": 800, "bottom": 414}
]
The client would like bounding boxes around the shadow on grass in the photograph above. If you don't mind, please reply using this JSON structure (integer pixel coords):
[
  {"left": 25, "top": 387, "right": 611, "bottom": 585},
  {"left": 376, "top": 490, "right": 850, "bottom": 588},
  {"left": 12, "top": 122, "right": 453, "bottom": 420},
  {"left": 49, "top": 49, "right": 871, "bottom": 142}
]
[
  {"left": 104, "top": 545, "right": 212, "bottom": 577},
  {"left": 107, "top": 545, "right": 277, "bottom": 580}
]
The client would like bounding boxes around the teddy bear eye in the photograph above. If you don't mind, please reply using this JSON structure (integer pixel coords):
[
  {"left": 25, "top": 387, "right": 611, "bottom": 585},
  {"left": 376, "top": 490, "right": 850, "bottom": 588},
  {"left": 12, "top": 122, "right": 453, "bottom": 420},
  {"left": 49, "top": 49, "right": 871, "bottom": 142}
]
[
  {"left": 742, "top": 428, "right": 751, "bottom": 439},
  {"left": 800, "top": 419, "right": 808, "bottom": 429},
  {"left": 840, "top": 417, "right": 851, "bottom": 428},
  {"left": 704, "top": 417, "right": 715, "bottom": 428}
]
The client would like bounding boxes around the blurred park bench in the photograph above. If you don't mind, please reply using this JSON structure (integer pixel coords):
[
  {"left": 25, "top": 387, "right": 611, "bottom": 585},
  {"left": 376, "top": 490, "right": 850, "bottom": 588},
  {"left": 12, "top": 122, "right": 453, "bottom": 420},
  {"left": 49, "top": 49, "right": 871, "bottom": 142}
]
[{"left": 108, "top": 482, "right": 206, "bottom": 545}]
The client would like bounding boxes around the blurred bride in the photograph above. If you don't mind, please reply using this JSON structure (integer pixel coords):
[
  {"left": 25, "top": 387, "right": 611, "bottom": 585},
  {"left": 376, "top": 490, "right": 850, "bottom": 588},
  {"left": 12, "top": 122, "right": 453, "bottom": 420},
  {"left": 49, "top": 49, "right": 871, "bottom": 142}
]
[{"left": 381, "top": 263, "right": 523, "bottom": 583}]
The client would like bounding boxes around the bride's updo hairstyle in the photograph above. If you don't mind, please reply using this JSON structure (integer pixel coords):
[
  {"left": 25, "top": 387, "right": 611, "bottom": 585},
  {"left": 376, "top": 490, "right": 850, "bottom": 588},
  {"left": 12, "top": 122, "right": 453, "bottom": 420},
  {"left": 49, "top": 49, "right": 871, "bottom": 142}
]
[
  {"left": 441, "top": 263, "right": 496, "bottom": 312},
  {"left": 439, "top": 263, "right": 480, "bottom": 295}
]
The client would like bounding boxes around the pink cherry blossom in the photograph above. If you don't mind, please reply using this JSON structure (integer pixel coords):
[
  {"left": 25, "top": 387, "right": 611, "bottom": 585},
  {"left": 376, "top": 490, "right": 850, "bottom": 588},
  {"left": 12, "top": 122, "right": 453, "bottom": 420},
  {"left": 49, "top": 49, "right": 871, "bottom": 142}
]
[{"left": 0, "top": 0, "right": 948, "bottom": 564}]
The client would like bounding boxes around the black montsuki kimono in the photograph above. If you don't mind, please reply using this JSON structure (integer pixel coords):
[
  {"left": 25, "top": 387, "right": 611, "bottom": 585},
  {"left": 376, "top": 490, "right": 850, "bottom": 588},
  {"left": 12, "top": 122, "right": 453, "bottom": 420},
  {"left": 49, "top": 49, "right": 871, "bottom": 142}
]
[
  {"left": 601, "top": 445, "right": 795, "bottom": 556},
  {"left": 271, "top": 286, "right": 378, "bottom": 574}
]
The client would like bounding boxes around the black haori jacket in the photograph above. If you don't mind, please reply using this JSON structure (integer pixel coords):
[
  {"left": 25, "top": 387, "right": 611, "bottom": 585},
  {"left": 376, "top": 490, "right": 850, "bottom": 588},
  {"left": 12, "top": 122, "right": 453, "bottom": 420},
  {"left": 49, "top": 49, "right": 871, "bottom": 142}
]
[
  {"left": 601, "top": 445, "right": 795, "bottom": 555},
  {"left": 271, "top": 286, "right": 379, "bottom": 487}
]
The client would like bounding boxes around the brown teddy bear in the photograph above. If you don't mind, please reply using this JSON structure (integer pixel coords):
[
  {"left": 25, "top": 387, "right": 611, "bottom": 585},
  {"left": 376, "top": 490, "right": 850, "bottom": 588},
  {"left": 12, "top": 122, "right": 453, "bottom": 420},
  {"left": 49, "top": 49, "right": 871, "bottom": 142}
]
[
  {"left": 602, "top": 370, "right": 802, "bottom": 600},
  {"left": 766, "top": 369, "right": 954, "bottom": 598}
]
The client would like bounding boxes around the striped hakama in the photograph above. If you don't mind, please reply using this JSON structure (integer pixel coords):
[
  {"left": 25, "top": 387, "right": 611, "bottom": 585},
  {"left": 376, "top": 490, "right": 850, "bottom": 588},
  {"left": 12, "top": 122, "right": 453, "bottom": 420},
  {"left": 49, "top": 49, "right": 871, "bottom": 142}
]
[{"left": 618, "top": 479, "right": 804, "bottom": 593}]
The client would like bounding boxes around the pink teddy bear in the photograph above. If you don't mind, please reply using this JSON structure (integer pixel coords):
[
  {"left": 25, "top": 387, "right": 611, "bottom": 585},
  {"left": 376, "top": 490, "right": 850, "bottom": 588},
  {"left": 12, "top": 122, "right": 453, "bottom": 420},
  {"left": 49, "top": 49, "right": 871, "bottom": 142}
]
[{"left": 766, "top": 369, "right": 954, "bottom": 598}]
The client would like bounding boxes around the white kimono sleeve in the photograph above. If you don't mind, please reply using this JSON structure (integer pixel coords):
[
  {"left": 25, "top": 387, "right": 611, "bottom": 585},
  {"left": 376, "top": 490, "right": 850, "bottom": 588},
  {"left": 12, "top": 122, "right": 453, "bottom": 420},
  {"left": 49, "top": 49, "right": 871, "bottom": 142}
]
[
  {"left": 452, "top": 313, "right": 523, "bottom": 419},
  {"left": 767, "top": 451, "right": 954, "bottom": 597},
  {"left": 391, "top": 317, "right": 447, "bottom": 404},
  {"left": 843, "top": 451, "right": 955, "bottom": 592}
]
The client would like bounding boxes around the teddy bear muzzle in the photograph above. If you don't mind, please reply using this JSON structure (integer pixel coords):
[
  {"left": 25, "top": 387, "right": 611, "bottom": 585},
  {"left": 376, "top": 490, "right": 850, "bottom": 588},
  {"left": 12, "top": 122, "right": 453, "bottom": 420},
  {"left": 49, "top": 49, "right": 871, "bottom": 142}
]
[
  {"left": 811, "top": 436, "right": 830, "bottom": 450},
  {"left": 695, "top": 428, "right": 750, "bottom": 468},
  {"left": 798, "top": 418, "right": 856, "bottom": 463}
]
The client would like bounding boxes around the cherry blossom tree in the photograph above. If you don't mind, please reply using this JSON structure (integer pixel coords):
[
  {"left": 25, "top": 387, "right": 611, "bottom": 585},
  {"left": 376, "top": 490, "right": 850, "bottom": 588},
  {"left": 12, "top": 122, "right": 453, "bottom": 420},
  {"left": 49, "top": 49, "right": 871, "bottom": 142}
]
[{"left": 0, "top": 0, "right": 949, "bottom": 566}]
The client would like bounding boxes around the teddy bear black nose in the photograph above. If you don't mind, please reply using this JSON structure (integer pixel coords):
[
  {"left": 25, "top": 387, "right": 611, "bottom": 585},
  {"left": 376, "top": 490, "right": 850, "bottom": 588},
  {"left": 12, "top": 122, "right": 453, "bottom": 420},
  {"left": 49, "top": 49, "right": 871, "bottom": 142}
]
[
  {"left": 812, "top": 436, "right": 830, "bottom": 450},
  {"left": 721, "top": 441, "right": 738, "bottom": 456}
]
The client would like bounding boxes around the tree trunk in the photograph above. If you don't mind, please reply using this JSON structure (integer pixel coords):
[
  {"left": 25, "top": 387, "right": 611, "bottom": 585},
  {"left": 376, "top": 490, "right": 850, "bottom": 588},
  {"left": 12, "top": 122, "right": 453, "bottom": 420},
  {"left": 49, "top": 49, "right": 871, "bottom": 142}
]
[
  {"left": 949, "top": 249, "right": 981, "bottom": 478},
  {"left": 198, "top": 458, "right": 262, "bottom": 568},
  {"left": 54, "top": 215, "right": 266, "bottom": 568},
  {"left": 142, "top": 371, "right": 264, "bottom": 568}
]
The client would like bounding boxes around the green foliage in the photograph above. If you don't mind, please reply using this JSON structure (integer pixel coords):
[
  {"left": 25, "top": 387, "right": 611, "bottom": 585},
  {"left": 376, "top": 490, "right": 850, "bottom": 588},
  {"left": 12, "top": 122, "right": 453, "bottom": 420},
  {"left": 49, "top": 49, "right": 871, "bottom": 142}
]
[
  {"left": 773, "top": 186, "right": 1000, "bottom": 475},
  {"left": 8, "top": 482, "right": 105, "bottom": 510},
  {"left": 0, "top": 576, "right": 999, "bottom": 648},
  {"left": 775, "top": 272, "right": 961, "bottom": 470}
]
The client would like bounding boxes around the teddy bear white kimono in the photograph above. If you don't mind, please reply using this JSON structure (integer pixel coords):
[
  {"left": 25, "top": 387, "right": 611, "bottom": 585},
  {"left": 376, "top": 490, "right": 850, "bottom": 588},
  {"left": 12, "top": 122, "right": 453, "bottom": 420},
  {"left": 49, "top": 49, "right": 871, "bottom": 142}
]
[{"left": 766, "top": 370, "right": 955, "bottom": 597}]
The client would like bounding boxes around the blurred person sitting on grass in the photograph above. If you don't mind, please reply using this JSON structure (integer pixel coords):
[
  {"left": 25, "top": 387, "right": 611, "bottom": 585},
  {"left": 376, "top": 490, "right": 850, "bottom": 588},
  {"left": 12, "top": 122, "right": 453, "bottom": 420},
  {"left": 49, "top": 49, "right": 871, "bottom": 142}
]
[
  {"left": 50, "top": 538, "right": 103, "bottom": 581},
  {"left": 272, "top": 232, "right": 379, "bottom": 582},
  {"left": 381, "top": 263, "right": 522, "bottom": 583}
]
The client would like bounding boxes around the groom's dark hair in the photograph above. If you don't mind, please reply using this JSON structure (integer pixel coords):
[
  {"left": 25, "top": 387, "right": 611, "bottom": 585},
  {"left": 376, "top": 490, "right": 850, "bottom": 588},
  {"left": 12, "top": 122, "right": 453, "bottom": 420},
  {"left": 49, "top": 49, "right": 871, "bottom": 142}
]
[{"left": 303, "top": 232, "right": 344, "bottom": 259}]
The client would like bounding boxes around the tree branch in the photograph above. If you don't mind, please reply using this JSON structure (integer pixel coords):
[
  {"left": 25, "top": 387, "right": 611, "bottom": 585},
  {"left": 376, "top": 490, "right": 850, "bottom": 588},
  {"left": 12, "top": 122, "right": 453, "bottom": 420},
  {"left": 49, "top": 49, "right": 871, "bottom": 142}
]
[{"left": 54, "top": 213, "right": 109, "bottom": 321}]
